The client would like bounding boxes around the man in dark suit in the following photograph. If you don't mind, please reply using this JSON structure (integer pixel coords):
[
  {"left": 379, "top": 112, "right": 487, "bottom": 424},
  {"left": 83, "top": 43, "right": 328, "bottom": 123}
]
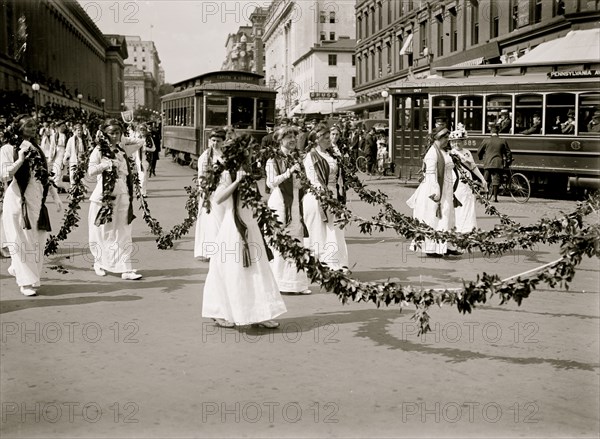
[
  {"left": 520, "top": 113, "right": 542, "bottom": 135},
  {"left": 477, "top": 125, "right": 512, "bottom": 202},
  {"left": 364, "top": 127, "right": 377, "bottom": 174}
]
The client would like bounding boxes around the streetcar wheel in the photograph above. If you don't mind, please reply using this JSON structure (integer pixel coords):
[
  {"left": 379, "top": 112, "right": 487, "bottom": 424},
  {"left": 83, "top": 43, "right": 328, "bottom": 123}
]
[
  {"left": 509, "top": 173, "right": 531, "bottom": 203},
  {"left": 356, "top": 156, "right": 368, "bottom": 174}
]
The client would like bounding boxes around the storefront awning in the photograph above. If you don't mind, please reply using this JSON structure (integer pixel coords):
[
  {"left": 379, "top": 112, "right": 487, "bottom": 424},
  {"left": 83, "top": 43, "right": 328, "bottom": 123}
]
[
  {"left": 291, "top": 99, "right": 356, "bottom": 116},
  {"left": 337, "top": 98, "right": 385, "bottom": 113},
  {"left": 399, "top": 33, "right": 413, "bottom": 55},
  {"left": 514, "top": 28, "right": 600, "bottom": 64},
  {"left": 452, "top": 56, "right": 485, "bottom": 67}
]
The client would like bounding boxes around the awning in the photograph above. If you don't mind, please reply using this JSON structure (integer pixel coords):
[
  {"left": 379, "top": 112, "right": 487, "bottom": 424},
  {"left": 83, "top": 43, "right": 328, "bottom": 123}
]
[
  {"left": 452, "top": 56, "right": 484, "bottom": 67},
  {"left": 514, "top": 28, "right": 600, "bottom": 64},
  {"left": 337, "top": 98, "right": 385, "bottom": 113},
  {"left": 290, "top": 99, "right": 356, "bottom": 115},
  {"left": 399, "top": 33, "right": 413, "bottom": 55}
]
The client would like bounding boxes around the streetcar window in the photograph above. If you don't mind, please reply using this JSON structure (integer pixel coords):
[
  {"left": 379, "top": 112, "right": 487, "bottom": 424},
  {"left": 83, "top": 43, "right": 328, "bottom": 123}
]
[
  {"left": 546, "top": 93, "right": 575, "bottom": 135},
  {"left": 257, "top": 99, "right": 275, "bottom": 130},
  {"left": 432, "top": 95, "right": 455, "bottom": 130},
  {"left": 231, "top": 97, "right": 254, "bottom": 129},
  {"left": 515, "top": 94, "right": 542, "bottom": 135},
  {"left": 206, "top": 96, "right": 228, "bottom": 127},
  {"left": 579, "top": 93, "right": 600, "bottom": 135},
  {"left": 458, "top": 95, "right": 483, "bottom": 133},
  {"left": 486, "top": 94, "right": 512, "bottom": 133}
]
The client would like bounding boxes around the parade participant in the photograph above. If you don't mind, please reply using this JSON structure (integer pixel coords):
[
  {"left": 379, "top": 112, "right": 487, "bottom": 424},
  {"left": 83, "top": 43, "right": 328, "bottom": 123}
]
[
  {"left": 87, "top": 118, "right": 145, "bottom": 280},
  {"left": 63, "top": 124, "right": 87, "bottom": 188},
  {"left": 202, "top": 136, "right": 287, "bottom": 329},
  {"left": 265, "top": 126, "right": 311, "bottom": 295},
  {"left": 52, "top": 122, "right": 67, "bottom": 192},
  {"left": 449, "top": 124, "right": 487, "bottom": 234},
  {"left": 133, "top": 123, "right": 156, "bottom": 197},
  {"left": 406, "top": 125, "right": 459, "bottom": 257},
  {"left": 302, "top": 123, "right": 350, "bottom": 271},
  {"left": 194, "top": 128, "right": 226, "bottom": 261},
  {"left": 0, "top": 115, "right": 63, "bottom": 296},
  {"left": 477, "top": 124, "right": 512, "bottom": 202},
  {"left": 148, "top": 122, "right": 161, "bottom": 177}
]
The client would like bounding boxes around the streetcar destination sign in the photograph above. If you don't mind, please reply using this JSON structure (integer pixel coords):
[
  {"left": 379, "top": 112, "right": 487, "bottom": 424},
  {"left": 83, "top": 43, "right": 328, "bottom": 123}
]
[{"left": 548, "top": 70, "right": 600, "bottom": 79}]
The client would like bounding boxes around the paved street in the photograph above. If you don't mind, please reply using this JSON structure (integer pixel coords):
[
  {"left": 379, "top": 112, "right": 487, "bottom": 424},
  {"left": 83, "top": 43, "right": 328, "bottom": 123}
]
[{"left": 1, "top": 156, "right": 598, "bottom": 438}]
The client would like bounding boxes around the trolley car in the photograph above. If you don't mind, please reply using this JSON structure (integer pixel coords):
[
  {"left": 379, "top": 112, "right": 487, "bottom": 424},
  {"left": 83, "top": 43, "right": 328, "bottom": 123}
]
[
  {"left": 390, "top": 61, "right": 600, "bottom": 192},
  {"left": 161, "top": 71, "right": 277, "bottom": 165}
]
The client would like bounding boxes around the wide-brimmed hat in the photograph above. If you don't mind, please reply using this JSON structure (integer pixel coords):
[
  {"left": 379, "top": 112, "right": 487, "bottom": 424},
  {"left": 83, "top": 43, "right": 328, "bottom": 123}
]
[
  {"left": 449, "top": 123, "right": 468, "bottom": 140},
  {"left": 433, "top": 126, "right": 450, "bottom": 140}
]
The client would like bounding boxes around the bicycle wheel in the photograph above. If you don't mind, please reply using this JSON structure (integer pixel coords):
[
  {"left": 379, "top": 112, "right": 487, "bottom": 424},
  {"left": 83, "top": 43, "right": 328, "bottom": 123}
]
[
  {"left": 509, "top": 172, "right": 530, "bottom": 203},
  {"left": 356, "top": 156, "right": 369, "bottom": 175}
]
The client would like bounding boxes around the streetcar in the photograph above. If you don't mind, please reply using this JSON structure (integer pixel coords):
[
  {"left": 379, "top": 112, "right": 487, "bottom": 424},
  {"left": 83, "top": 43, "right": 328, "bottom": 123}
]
[
  {"left": 161, "top": 71, "right": 277, "bottom": 165},
  {"left": 389, "top": 61, "right": 600, "bottom": 193}
]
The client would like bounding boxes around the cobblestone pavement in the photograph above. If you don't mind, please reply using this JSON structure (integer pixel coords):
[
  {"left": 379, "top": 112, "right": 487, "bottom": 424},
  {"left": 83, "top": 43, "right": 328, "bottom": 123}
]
[{"left": 1, "top": 157, "right": 598, "bottom": 438}]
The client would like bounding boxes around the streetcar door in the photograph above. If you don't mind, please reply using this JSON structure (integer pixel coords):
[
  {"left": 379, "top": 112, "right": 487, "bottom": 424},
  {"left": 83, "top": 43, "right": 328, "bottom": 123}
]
[{"left": 393, "top": 94, "right": 429, "bottom": 179}]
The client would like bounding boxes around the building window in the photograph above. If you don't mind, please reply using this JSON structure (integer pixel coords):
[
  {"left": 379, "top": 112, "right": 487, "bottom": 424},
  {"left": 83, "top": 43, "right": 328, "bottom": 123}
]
[
  {"left": 328, "top": 76, "right": 337, "bottom": 88},
  {"left": 419, "top": 20, "right": 427, "bottom": 53},
  {"left": 437, "top": 21, "right": 443, "bottom": 57},
  {"left": 364, "top": 53, "right": 369, "bottom": 82},
  {"left": 471, "top": 4, "right": 479, "bottom": 45},
  {"left": 450, "top": 14, "right": 457, "bottom": 52},
  {"left": 142, "top": 47, "right": 145, "bottom": 52},
  {"left": 371, "top": 7, "right": 376, "bottom": 33},
  {"left": 378, "top": 2, "right": 383, "bottom": 30},
  {"left": 134, "top": 57, "right": 137, "bottom": 62},
  {"left": 554, "top": 0, "right": 565, "bottom": 16},
  {"left": 329, "top": 11, "right": 335, "bottom": 23},
  {"left": 352, "top": 76, "right": 356, "bottom": 89},
  {"left": 534, "top": 0, "right": 542, "bottom": 23},
  {"left": 357, "top": 17, "right": 362, "bottom": 39},
  {"left": 328, "top": 54, "right": 337, "bottom": 66},
  {"left": 377, "top": 46, "right": 382, "bottom": 77},
  {"left": 320, "top": 32, "right": 326, "bottom": 41},
  {"left": 387, "top": 0, "right": 392, "bottom": 24},
  {"left": 371, "top": 50, "right": 376, "bottom": 80},
  {"left": 352, "top": 54, "right": 356, "bottom": 66},
  {"left": 511, "top": 0, "right": 519, "bottom": 31},
  {"left": 386, "top": 41, "right": 392, "bottom": 72},
  {"left": 320, "top": 11, "right": 326, "bottom": 23},
  {"left": 142, "top": 57, "right": 145, "bottom": 62},
  {"left": 491, "top": 0, "right": 499, "bottom": 38},
  {"left": 330, "top": 32, "right": 335, "bottom": 40}
]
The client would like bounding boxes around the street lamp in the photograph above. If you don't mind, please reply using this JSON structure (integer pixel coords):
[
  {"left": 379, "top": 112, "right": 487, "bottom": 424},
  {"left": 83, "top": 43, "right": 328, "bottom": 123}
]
[
  {"left": 101, "top": 98, "right": 105, "bottom": 118},
  {"left": 329, "top": 97, "right": 335, "bottom": 119},
  {"left": 77, "top": 93, "right": 83, "bottom": 112},
  {"left": 32, "top": 83, "right": 40, "bottom": 119},
  {"left": 381, "top": 90, "right": 389, "bottom": 120}
]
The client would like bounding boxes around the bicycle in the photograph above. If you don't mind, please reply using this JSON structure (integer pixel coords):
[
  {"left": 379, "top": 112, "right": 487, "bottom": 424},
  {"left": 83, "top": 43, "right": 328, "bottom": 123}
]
[{"left": 496, "top": 166, "right": 531, "bottom": 203}]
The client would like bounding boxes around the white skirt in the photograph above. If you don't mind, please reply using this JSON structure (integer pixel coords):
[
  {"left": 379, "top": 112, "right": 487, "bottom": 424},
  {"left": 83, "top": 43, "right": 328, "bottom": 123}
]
[
  {"left": 194, "top": 195, "right": 225, "bottom": 258},
  {"left": 302, "top": 192, "right": 348, "bottom": 270},
  {"left": 202, "top": 206, "right": 286, "bottom": 325},
  {"left": 88, "top": 194, "right": 135, "bottom": 273}
]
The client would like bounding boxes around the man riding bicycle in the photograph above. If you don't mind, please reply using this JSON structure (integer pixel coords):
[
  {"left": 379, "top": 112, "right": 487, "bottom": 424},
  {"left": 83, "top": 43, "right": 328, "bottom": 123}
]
[{"left": 477, "top": 124, "right": 512, "bottom": 202}]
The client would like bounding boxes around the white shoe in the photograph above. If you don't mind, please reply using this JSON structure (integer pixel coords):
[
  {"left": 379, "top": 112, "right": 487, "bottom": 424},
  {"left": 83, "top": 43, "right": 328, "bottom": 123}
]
[
  {"left": 298, "top": 289, "right": 312, "bottom": 295},
  {"left": 7, "top": 265, "right": 16, "bottom": 277},
  {"left": 122, "top": 271, "right": 142, "bottom": 280},
  {"left": 94, "top": 264, "right": 106, "bottom": 276},
  {"left": 20, "top": 286, "right": 37, "bottom": 296}
]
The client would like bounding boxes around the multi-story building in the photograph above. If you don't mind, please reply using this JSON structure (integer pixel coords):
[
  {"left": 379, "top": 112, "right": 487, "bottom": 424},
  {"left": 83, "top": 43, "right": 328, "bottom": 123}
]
[
  {"left": 124, "top": 35, "right": 161, "bottom": 110},
  {"left": 349, "top": 0, "right": 600, "bottom": 118},
  {"left": 222, "top": 27, "right": 254, "bottom": 72},
  {"left": 263, "top": 0, "right": 356, "bottom": 117},
  {"left": 249, "top": 7, "right": 268, "bottom": 77},
  {"left": 0, "top": 0, "right": 128, "bottom": 115}
]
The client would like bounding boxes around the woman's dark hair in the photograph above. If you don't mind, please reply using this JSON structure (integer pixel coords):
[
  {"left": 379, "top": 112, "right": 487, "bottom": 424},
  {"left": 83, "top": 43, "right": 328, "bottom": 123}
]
[
  {"left": 275, "top": 126, "right": 298, "bottom": 142},
  {"left": 101, "top": 118, "right": 123, "bottom": 132},
  {"left": 314, "top": 123, "right": 330, "bottom": 138},
  {"left": 13, "top": 114, "right": 33, "bottom": 133}
]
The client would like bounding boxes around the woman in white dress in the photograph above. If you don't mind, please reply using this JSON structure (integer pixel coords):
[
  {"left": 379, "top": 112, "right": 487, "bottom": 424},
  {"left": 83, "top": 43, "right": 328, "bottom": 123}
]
[
  {"left": 202, "top": 137, "right": 286, "bottom": 329},
  {"left": 52, "top": 123, "right": 67, "bottom": 192},
  {"left": 1, "top": 115, "right": 63, "bottom": 296},
  {"left": 406, "top": 126, "right": 459, "bottom": 257},
  {"left": 87, "top": 119, "right": 144, "bottom": 280},
  {"left": 302, "top": 123, "right": 349, "bottom": 271},
  {"left": 133, "top": 123, "right": 155, "bottom": 197},
  {"left": 194, "top": 128, "right": 226, "bottom": 261},
  {"left": 63, "top": 124, "right": 87, "bottom": 188},
  {"left": 266, "top": 126, "right": 311, "bottom": 295},
  {"left": 449, "top": 125, "right": 487, "bottom": 233}
]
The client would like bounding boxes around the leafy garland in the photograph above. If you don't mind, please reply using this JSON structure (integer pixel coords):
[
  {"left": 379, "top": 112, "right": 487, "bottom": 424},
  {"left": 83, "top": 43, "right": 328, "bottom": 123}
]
[
  {"left": 192, "top": 136, "right": 599, "bottom": 334},
  {"left": 92, "top": 136, "right": 119, "bottom": 226},
  {"left": 45, "top": 136, "right": 91, "bottom": 255},
  {"left": 131, "top": 170, "right": 165, "bottom": 238}
]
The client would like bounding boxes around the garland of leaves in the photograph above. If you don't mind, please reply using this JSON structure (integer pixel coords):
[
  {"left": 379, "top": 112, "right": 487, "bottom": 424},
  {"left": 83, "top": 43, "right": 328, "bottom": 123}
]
[
  {"left": 130, "top": 169, "right": 165, "bottom": 238},
  {"left": 45, "top": 137, "right": 91, "bottom": 255},
  {"left": 92, "top": 136, "right": 119, "bottom": 226},
  {"left": 193, "top": 136, "right": 599, "bottom": 334}
]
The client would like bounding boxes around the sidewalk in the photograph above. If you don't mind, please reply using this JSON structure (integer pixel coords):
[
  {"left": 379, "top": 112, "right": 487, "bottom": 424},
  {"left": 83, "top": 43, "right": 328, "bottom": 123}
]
[{"left": 1, "top": 156, "right": 598, "bottom": 438}]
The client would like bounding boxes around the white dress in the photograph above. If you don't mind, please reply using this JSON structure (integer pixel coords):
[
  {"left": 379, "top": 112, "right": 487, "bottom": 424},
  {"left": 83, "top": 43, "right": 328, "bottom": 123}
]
[
  {"left": 0, "top": 142, "right": 48, "bottom": 287},
  {"left": 302, "top": 149, "right": 349, "bottom": 270},
  {"left": 453, "top": 148, "right": 478, "bottom": 233},
  {"left": 266, "top": 158, "right": 309, "bottom": 292},
  {"left": 407, "top": 145, "right": 455, "bottom": 254},
  {"left": 87, "top": 139, "right": 142, "bottom": 273},
  {"left": 202, "top": 171, "right": 286, "bottom": 325},
  {"left": 194, "top": 148, "right": 225, "bottom": 259},
  {"left": 133, "top": 136, "right": 154, "bottom": 196}
]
